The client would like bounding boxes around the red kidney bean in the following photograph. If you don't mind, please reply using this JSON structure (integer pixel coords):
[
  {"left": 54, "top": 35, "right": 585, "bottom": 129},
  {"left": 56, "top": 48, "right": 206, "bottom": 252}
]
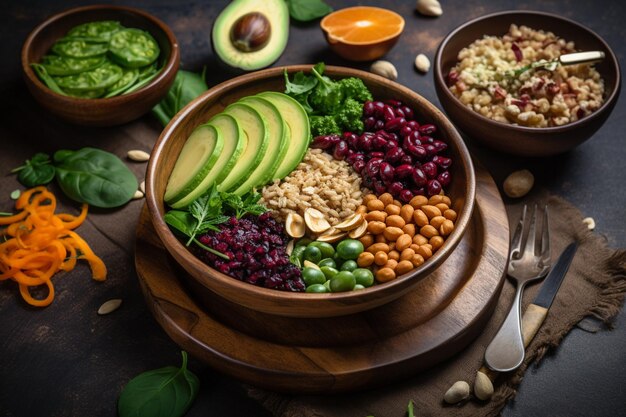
[
  {"left": 412, "top": 167, "right": 428, "bottom": 187},
  {"left": 383, "top": 105, "right": 396, "bottom": 121},
  {"left": 424, "top": 144, "right": 437, "bottom": 156},
  {"left": 407, "top": 120, "right": 420, "bottom": 130},
  {"left": 401, "top": 106, "right": 414, "bottom": 120},
  {"left": 422, "top": 161, "right": 438, "bottom": 179},
  {"left": 385, "top": 139, "right": 399, "bottom": 150},
  {"left": 352, "top": 159, "right": 366, "bottom": 174},
  {"left": 374, "top": 120, "right": 385, "bottom": 130},
  {"left": 404, "top": 130, "right": 421, "bottom": 148},
  {"left": 373, "top": 101, "right": 385, "bottom": 116},
  {"left": 380, "top": 162, "right": 395, "bottom": 182},
  {"left": 311, "top": 135, "right": 338, "bottom": 149},
  {"left": 385, "top": 146, "right": 404, "bottom": 163},
  {"left": 374, "top": 180, "right": 387, "bottom": 194},
  {"left": 364, "top": 116, "right": 376, "bottom": 130},
  {"left": 372, "top": 135, "right": 388, "bottom": 149},
  {"left": 363, "top": 100, "right": 375, "bottom": 117},
  {"left": 437, "top": 170, "right": 451, "bottom": 186},
  {"left": 394, "top": 107, "right": 406, "bottom": 118},
  {"left": 389, "top": 181, "right": 404, "bottom": 195},
  {"left": 418, "top": 124, "right": 437, "bottom": 135},
  {"left": 385, "top": 99, "right": 403, "bottom": 107},
  {"left": 385, "top": 117, "right": 406, "bottom": 132},
  {"left": 400, "top": 125, "right": 413, "bottom": 138},
  {"left": 433, "top": 156, "right": 452, "bottom": 169},
  {"left": 333, "top": 140, "right": 348, "bottom": 160},
  {"left": 365, "top": 158, "right": 383, "bottom": 177},
  {"left": 411, "top": 187, "right": 426, "bottom": 196},
  {"left": 395, "top": 164, "right": 414, "bottom": 179},
  {"left": 400, "top": 189, "right": 414, "bottom": 203},
  {"left": 406, "top": 144, "right": 428, "bottom": 160},
  {"left": 427, "top": 179, "right": 442, "bottom": 196},
  {"left": 400, "top": 155, "right": 413, "bottom": 165},
  {"left": 432, "top": 140, "right": 448, "bottom": 153}
]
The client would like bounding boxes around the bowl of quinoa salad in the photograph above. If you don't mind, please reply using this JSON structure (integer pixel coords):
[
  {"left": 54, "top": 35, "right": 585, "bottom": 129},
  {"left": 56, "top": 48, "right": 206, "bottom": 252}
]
[{"left": 434, "top": 11, "right": 620, "bottom": 157}]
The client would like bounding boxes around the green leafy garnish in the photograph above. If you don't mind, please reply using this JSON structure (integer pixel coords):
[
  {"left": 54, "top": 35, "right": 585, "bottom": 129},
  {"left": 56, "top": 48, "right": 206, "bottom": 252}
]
[
  {"left": 152, "top": 69, "right": 209, "bottom": 127},
  {"left": 284, "top": 62, "right": 373, "bottom": 137},
  {"left": 10, "top": 153, "right": 56, "bottom": 188},
  {"left": 163, "top": 184, "right": 268, "bottom": 259},
  {"left": 285, "top": 0, "right": 333, "bottom": 22},
  {"left": 118, "top": 351, "right": 199, "bottom": 417},
  {"left": 407, "top": 400, "right": 415, "bottom": 417}
]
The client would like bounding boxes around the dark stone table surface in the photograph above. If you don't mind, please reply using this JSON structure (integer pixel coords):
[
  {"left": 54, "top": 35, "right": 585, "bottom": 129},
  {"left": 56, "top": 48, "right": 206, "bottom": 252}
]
[{"left": 1, "top": 1, "right": 624, "bottom": 416}]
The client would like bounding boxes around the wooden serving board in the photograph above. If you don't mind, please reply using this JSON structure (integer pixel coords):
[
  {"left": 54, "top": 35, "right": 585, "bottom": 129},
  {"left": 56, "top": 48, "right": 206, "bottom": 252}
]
[{"left": 134, "top": 165, "right": 509, "bottom": 393}]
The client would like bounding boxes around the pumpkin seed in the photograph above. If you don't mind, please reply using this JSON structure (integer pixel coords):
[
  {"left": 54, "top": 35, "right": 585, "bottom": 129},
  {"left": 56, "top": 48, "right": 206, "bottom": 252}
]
[
  {"left": 132, "top": 190, "right": 145, "bottom": 200},
  {"left": 127, "top": 149, "right": 150, "bottom": 162},
  {"left": 97, "top": 298, "right": 122, "bottom": 315}
]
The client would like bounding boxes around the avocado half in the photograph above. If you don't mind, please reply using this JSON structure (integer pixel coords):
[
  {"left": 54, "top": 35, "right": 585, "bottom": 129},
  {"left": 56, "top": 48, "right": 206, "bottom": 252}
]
[{"left": 212, "top": 0, "right": 289, "bottom": 71}]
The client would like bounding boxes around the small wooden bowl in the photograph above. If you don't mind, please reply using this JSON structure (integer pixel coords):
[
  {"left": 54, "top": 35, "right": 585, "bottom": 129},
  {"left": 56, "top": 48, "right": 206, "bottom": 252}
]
[
  {"left": 146, "top": 65, "right": 475, "bottom": 318},
  {"left": 320, "top": 7, "right": 404, "bottom": 62},
  {"left": 21, "top": 5, "right": 180, "bottom": 126},
  {"left": 434, "top": 11, "right": 621, "bottom": 157}
]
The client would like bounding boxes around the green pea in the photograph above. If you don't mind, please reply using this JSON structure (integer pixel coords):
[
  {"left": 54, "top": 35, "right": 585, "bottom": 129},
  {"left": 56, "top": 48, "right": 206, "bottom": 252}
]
[
  {"left": 353, "top": 268, "right": 375, "bottom": 287},
  {"left": 333, "top": 252, "right": 344, "bottom": 268},
  {"left": 336, "top": 239, "right": 364, "bottom": 260},
  {"left": 340, "top": 260, "right": 358, "bottom": 272},
  {"left": 330, "top": 271, "right": 356, "bottom": 292},
  {"left": 109, "top": 28, "right": 160, "bottom": 68},
  {"left": 309, "top": 241, "right": 335, "bottom": 259},
  {"left": 303, "top": 246, "right": 322, "bottom": 263},
  {"left": 306, "top": 284, "right": 328, "bottom": 293},
  {"left": 318, "top": 258, "right": 336, "bottom": 268},
  {"left": 320, "top": 266, "right": 339, "bottom": 280},
  {"left": 302, "top": 267, "right": 326, "bottom": 286}
]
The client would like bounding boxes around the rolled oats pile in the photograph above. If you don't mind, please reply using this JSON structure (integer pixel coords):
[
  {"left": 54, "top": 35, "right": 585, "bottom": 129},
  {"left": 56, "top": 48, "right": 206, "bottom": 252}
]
[{"left": 447, "top": 24, "right": 605, "bottom": 127}]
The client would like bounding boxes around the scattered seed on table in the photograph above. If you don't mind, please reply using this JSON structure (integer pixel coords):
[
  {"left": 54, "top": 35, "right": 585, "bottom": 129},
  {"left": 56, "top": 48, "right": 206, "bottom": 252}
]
[
  {"left": 139, "top": 180, "right": 145, "bottom": 194},
  {"left": 132, "top": 190, "right": 144, "bottom": 200},
  {"left": 127, "top": 149, "right": 150, "bottom": 162},
  {"left": 10, "top": 190, "right": 21, "bottom": 200},
  {"left": 582, "top": 217, "right": 595, "bottom": 230},
  {"left": 97, "top": 299, "right": 122, "bottom": 315}
]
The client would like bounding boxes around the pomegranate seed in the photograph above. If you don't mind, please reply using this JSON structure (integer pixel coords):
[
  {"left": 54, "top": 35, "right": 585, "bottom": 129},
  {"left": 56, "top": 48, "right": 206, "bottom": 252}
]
[
  {"left": 412, "top": 167, "right": 428, "bottom": 187},
  {"left": 427, "top": 179, "right": 442, "bottom": 196},
  {"left": 333, "top": 140, "right": 349, "bottom": 160},
  {"left": 437, "top": 170, "right": 451, "bottom": 186},
  {"left": 395, "top": 164, "right": 414, "bottom": 179},
  {"left": 422, "top": 161, "right": 438, "bottom": 179},
  {"left": 400, "top": 189, "right": 414, "bottom": 202},
  {"left": 419, "top": 124, "right": 437, "bottom": 135},
  {"left": 384, "top": 146, "right": 405, "bottom": 163}
]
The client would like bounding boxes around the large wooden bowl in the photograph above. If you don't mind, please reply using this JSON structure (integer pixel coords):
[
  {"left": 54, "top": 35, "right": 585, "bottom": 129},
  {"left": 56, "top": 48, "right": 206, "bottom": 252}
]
[
  {"left": 21, "top": 5, "right": 180, "bottom": 126},
  {"left": 146, "top": 65, "right": 476, "bottom": 318},
  {"left": 434, "top": 11, "right": 621, "bottom": 157}
]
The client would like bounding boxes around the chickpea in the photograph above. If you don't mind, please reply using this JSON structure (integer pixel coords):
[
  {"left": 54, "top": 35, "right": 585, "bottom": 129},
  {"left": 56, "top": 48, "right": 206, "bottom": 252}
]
[
  {"left": 357, "top": 251, "right": 375, "bottom": 267},
  {"left": 428, "top": 195, "right": 445, "bottom": 205},
  {"left": 385, "top": 204, "right": 401, "bottom": 216},
  {"left": 368, "top": 221, "right": 386, "bottom": 234},
  {"left": 402, "top": 223, "right": 416, "bottom": 237},
  {"left": 400, "top": 248, "right": 416, "bottom": 261},
  {"left": 388, "top": 250, "right": 400, "bottom": 261},
  {"left": 383, "top": 226, "right": 404, "bottom": 241},
  {"left": 442, "top": 196, "right": 452, "bottom": 206},
  {"left": 440, "top": 219, "right": 455, "bottom": 236},
  {"left": 435, "top": 203, "right": 449, "bottom": 213},
  {"left": 379, "top": 192, "right": 394, "bottom": 206},
  {"left": 421, "top": 205, "right": 442, "bottom": 219},
  {"left": 375, "top": 233, "right": 388, "bottom": 243},
  {"left": 413, "top": 209, "right": 429, "bottom": 227},
  {"left": 365, "top": 210, "right": 387, "bottom": 222},
  {"left": 385, "top": 215, "right": 406, "bottom": 228},
  {"left": 413, "top": 234, "right": 428, "bottom": 245},
  {"left": 384, "top": 259, "right": 398, "bottom": 271},
  {"left": 430, "top": 215, "right": 446, "bottom": 229},
  {"left": 376, "top": 267, "right": 396, "bottom": 282},
  {"left": 359, "top": 234, "right": 374, "bottom": 248},
  {"left": 410, "top": 243, "right": 420, "bottom": 252},
  {"left": 363, "top": 194, "right": 377, "bottom": 204},
  {"left": 367, "top": 199, "right": 385, "bottom": 211},
  {"left": 429, "top": 235, "right": 445, "bottom": 251},
  {"left": 367, "top": 242, "right": 390, "bottom": 254},
  {"left": 356, "top": 205, "right": 368, "bottom": 215},
  {"left": 400, "top": 204, "right": 415, "bottom": 223},
  {"left": 411, "top": 253, "right": 425, "bottom": 267},
  {"left": 396, "top": 234, "right": 413, "bottom": 251},
  {"left": 392, "top": 199, "right": 403, "bottom": 207},
  {"left": 396, "top": 260, "right": 414, "bottom": 275},
  {"left": 420, "top": 224, "right": 439, "bottom": 238},
  {"left": 373, "top": 251, "right": 388, "bottom": 266},
  {"left": 409, "top": 195, "right": 428, "bottom": 209},
  {"left": 444, "top": 209, "right": 457, "bottom": 221},
  {"left": 417, "top": 245, "right": 433, "bottom": 259}
]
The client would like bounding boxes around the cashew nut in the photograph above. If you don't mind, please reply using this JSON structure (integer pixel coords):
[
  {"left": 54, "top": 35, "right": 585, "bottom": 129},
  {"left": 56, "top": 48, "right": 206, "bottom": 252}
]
[
  {"left": 370, "top": 60, "right": 398, "bottom": 81},
  {"left": 414, "top": 54, "right": 431, "bottom": 73},
  {"left": 416, "top": 0, "right": 443, "bottom": 17}
]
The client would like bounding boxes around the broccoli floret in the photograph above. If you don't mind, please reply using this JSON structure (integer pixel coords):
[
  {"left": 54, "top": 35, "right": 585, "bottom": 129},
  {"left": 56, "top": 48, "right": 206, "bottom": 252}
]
[
  {"left": 310, "top": 115, "right": 341, "bottom": 137},
  {"left": 339, "top": 77, "right": 373, "bottom": 103},
  {"left": 309, "top": 68, "right": 344, "bottom": 114},
  {"left": 335, "top": 98, "right": 365, "bottom": 133}
]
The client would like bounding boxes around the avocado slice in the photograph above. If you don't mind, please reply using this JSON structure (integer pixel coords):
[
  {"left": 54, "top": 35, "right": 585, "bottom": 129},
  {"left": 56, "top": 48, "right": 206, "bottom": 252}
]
[
  {"left": 232, "top": 95, "right": 289, "bottom": 195},
  {"left": 164, "top": 124, "right": 224, "bottom": 204},
  {"left": 169, "top": 113, "right": 246, "bottom": 209},
  {"left": 218, "top": 102, "right": 269, "bottom": 192},
  {"left": 258, "top": 91, "right": 310, "bottom": 180},
  {"left": 212, "top": 0, "right": 289, "bottom": 71}
]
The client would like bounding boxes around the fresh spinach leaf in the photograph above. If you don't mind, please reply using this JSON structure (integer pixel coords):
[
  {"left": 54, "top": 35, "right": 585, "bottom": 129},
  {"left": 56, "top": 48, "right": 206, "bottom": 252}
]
[
  {"left": 11, "top": 152, "right": 55, "bottom": 187},
  {"left": 152, "top": 69, "right": 209, "bottom": 127},
  {"left": 285, "top": 0, "right": 333, "bottom": 22},
  {"left": 118, "top": 351, "right": 199, "bottom": 417},
  {"left": 53, "top": 147, "right": 138, "bottom": 208}
]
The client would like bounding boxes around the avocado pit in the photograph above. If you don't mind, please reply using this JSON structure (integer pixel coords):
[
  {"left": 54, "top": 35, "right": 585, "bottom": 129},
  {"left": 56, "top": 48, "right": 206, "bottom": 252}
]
[{"left": 230, "top": 12, "right": 271, "bottom": 52}]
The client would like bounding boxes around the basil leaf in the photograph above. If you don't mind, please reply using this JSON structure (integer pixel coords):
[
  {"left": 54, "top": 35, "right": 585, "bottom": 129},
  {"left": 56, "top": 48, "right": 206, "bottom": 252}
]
[
  {"left": 164, "top": 210, "right": 196, "bottom": 238},
  {"left": 11, "top": 152, "right": 56, "bottom": 187},
  {"left": 286, "top": 0, "right": 333, "bottom": 22},
  {"left": 118, "top": 351, "right": 199, "bottom": 417},
  {"left": 53, "top": 147, "right": 138, "bottom": 208},
  {"left": 152, "top": 69, "right": 209, "bottom": 127}
]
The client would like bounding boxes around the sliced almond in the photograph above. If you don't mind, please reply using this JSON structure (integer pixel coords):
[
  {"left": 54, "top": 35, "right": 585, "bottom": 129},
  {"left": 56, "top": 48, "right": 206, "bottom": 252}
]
[
  {"left": 304, "top": 208, "right": 331, "bottom": 233},
  {"left": 334, "top": 213, "right": 364, "bottom": 231},
  {"left": 97, "top": 299, "right": 122, "bottom": 315},
  {"left": 285, "top": 212, "right": 305, "bottom": 238},
  {"left": 127, "top": 150, "right": 150, "bottom": 162},
  {"left": 348, "top": 220, "right": 369, "bottom": 238},
  {"left": 303, "top": 260, "right": 321, "bottom": 270},
  {"left": 317, "top": 227, "right": 348, "bottom": 243}
]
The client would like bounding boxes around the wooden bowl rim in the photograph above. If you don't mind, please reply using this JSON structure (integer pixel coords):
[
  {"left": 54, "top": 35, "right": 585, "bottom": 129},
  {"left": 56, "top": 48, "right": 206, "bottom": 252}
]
[
  {"left": 146, "top": 64, "right": 476, "bottom": 306},
  {"left": 20, "top": 4, "right": 180, "bottom": 103},
  {"left": 434, "top": 10, "right": 621, "bottom": 135},
  {"left": 320, "top": 6, "right": 405, "bottom": 45}
]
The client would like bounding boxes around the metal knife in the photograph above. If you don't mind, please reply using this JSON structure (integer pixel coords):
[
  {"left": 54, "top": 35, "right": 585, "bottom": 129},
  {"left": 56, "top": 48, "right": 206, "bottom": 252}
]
[{"left": 474, "top": 241, "right": 579, "bottom": 400}]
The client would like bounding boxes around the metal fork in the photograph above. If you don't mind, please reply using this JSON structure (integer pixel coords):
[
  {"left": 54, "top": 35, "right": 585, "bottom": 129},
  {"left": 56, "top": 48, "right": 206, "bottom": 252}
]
[{"left": 484, "top": 205, "right": 551, "bottom": 372}]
